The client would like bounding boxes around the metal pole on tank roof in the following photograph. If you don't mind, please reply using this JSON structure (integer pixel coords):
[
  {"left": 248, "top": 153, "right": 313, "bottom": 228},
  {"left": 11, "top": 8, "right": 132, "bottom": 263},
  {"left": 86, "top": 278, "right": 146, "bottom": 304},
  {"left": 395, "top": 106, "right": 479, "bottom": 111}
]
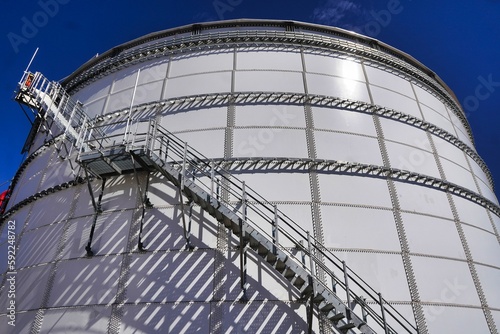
[
  {"left": 19, "top": 47, "right": 39, "bottom": 85},
  {"left": 123, "top": 69, "right": 141, "bottom": 145}
]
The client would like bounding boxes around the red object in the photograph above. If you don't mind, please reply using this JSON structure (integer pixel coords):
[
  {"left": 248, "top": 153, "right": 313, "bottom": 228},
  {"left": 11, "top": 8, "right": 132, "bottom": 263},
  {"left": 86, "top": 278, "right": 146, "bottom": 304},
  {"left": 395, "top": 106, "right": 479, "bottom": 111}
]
[
  {"left": 25, "top": 73, "right": 34, "bottom": 87},
  {"left": 0, "top": 190, "right": 9, "bottom": 214}
]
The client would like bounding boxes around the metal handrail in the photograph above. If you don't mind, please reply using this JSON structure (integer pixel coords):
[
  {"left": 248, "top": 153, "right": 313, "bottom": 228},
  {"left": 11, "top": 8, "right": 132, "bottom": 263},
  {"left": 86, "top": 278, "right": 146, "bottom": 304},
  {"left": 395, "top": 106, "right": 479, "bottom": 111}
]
[
  {"left": 16, "top": 71, "right": 107, "bottom": 152},
  {"left": 123, "top": 118, "right": 418, "bottom": 333}
]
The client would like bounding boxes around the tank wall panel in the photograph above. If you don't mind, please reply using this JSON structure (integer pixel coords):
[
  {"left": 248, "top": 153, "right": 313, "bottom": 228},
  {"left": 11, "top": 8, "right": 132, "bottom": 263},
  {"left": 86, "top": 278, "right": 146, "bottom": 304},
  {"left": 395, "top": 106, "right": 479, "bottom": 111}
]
[
  {"left": 26, "top": 188, "right": 75, "bottom": 230},
  {"left": 235, "top": 104, "right": 306, "bottom": 128},
  {"left": 72, "top": 75, "right": 114, "bottom": 110},
  {"left": 412, "top": 84, "right": 450, "bottom": 119},
  {"left": 234, "top": 172, "right": 311, "bottom": 203},
  {"left": 365, "top": 65, "right": 414, "bottom": 97},
  {"left": 462, "top": 225, "right": 500, "bottom": 268},
  {"left": 17, "top": 222, "right": 63, "bottom": 268},
  {"left": 334, "top": 252, "right": 412, "bottom": 301},
  {"left": 440, "top": 158, "right": 478, "bottom": 193},
  {"left": 0, "top": 311, "right": 37, "bottom": 334},
  {"left": 47, "top": 256, "right": 120, "bottom": 307},
  {"left": 221, "top": 302, "right": 311, "bottom": 334},
  {"left": 453, "top": 195, "right": 495, "bottom": 232},
  {"left": 432, "top": 135, "right": 469, "bottom": 168},
  {"left": 413, "top": 256, "right": 480, "bottom": 305},
  {"left": 386, "top": 141, "right": 441, "bottom": 178},
  {"left": 234, "top": 128, "right": 308, "bottom": 158},
  {"left": 402, "top": 213, "right": 466, "bottom": 260},
  {"left": 420, "top": 104, "right": 456, "bottom": 135},
  {"left": 312, "top": 106, "right": 377, "bottom": 136},
  {"left": 319, "top": 174, "right": 392, "bottom": 208},
  {"left": 165, "top": 72, "right": 232, "bottom": 98},
  {"left": 161, "top": 107, "right": 228, "bottom": 131},
  {"left": 169, "top": 51, "right": 233, "bottom": 77},
  {"left": 101, "top": 175, "right": 140, "bottom": 211},
  {"left": 174, "top": 129, "right": 225, "bottom": 159},
  {"left": 235, "top": 70, "right": 304, "bottom": 93},
  {"left": 477, "top": 178, "right": 499, "bottom": 205},
  {"left": 314, "top": 131, "right": 383, "bottom": 165},
  {"left": 141, "top": 207, "right": 219, "bottom": 250},
  {"left": 122, "top": 304, "right": 210, "bottom": 334},
  {"left": 237, "top": 50, "right": 302, "bottom": 71},
  {"left": 9, "top": 147, "right": 54, "bottom": 207},
  {"left": 39, "top": 306, "right": 112, "bottom": 333},
  {"left": 126, "top": 251, "right": 215, "bottom": 303},
  {"left": 476, "top": 265, "right": 500, "bottom": 309},
  {"left": 468, "top": 157, "right": 493, "bottom": 190},
  {"left": 304, "top": 53, "right": 365, "bottom": 81},
  {"left": 423, "top": 306, "right": 490, "bottom": 334},
  {"left": 306, "top": 73, "right": 370, "bottom": 102},
  {"left": 370, "top": 85, "right": 421, "bottom": 118},
  {"left": 60, "top": 216, "right": 94, "bottom": 260},
  {"left": 321, "top": 206, "right": 401, "bottom": 252},
  {"left": 0, "top": 264, "right": 51, "bottom": 311},
  {"left": 73, "top": 181, "right": 105, "bottom": 218},
  {"left": 147, "top": 175, "right": 180, "bottom": 207},
  {"left": 395, "top": 182, "right": 453, "bottom": 219}
]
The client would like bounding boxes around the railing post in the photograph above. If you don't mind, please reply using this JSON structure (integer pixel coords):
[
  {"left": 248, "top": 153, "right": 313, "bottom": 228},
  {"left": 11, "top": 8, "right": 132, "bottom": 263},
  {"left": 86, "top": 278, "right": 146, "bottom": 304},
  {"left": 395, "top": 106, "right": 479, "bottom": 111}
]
[
  {"left": 241, "top": 181, "right": 247, "bottom": 222},
  {"left": 239, "top": 181, "right": 248, "bottom": 301},
  {"left": 306, "top": 231, "right": 315, "bottom": 334},
  {"left": 379, "top": 292, "right": 389, "bottom": 334},
  {"left": 130, "top": 120, "right": 139, "bottom": 150},
  {"left": 272, "top": 204, "right": 279, "bottom": 255},
  {"left": 123, "top": 69, "right": 141, "bottom": 145},
  {"left": 343, "top": 261, "right": 352, "bottom": 321},
  {"left": 307, "top": 231, "right": 315, "bottom": 277},
  {"left": 181, "top": 141, "right": 187, "bottom": 191},
  {"left": 210, "top": 161, "right": 215, "bottom": 198},
  {"left": 151, "top": 118, "right": 158, "bottom": 153}
]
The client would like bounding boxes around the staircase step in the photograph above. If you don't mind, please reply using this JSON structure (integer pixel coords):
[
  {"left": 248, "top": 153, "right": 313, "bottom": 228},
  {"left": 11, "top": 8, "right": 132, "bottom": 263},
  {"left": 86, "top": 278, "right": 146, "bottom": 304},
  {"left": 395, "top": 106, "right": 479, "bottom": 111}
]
[
  {"left": 257, "top": 244, "right": 269, "bottom": 256},
  {"left": 328, "top": 312, "right": 345, "bottom": 322},
  {"left": 283, "top": 268, "right": 295, "bottom": 279},
  {"left": 338, "top": 322, "right": 355, "bottom": 331},
  {"left": 292, "top": 276, "right": 306, "bottom": 288},
  {"left": 318, "top": 300, "right": 335, "bottom": 313}
]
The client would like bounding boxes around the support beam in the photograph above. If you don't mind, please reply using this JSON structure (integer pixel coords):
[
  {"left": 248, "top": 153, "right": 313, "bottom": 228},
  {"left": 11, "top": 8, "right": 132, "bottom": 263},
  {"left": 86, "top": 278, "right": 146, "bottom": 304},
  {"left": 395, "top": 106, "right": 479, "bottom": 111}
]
[
  {"left": 85, "top": 177, "right": 106, "bottom": 257},
  {"left": 239, "top": 181, "right": 248, "bottom": 302}
]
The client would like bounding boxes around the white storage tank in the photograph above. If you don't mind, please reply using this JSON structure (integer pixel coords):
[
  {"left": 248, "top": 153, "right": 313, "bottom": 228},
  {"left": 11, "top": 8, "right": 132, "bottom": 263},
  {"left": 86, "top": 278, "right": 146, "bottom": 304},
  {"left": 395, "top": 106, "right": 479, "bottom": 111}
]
[{"left": 1, "top": 19, "right": 499, "bottom": 334}]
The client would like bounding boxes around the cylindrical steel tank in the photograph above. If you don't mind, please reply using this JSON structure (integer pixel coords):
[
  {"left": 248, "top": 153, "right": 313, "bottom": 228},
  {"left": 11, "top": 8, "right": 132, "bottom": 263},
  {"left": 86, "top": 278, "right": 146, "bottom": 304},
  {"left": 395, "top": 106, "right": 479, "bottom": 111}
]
[{"left": 1, "top": 19, "right": 499, "bottom": 333}]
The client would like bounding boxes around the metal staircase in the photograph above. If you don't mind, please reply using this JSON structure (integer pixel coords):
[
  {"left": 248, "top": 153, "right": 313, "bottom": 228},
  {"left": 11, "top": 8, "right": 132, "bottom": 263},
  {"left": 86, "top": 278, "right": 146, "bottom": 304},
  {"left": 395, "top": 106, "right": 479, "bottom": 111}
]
[
  {"left": 15, "top": 72, "right": 418, "bottom": 334},
  {"left": 15, "top": 71, "right": 104, "bottom": 152}
]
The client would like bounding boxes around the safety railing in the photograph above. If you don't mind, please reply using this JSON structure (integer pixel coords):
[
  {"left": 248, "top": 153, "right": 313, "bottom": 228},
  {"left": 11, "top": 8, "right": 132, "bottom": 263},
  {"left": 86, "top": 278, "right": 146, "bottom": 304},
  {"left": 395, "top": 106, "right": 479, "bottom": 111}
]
[
  {"left": 114, "top": 118, "right": 418, "bottom": 334},
  {"left": 16, "top": 71, "right": 106, "bottom": 154}
]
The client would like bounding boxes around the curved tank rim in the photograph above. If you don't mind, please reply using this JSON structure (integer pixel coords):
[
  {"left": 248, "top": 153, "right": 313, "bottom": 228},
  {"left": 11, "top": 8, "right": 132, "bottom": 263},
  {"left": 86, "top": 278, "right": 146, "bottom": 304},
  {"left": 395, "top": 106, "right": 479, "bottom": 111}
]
[{"left": 59, "top": 18, "right": 460, "bottom": 106}]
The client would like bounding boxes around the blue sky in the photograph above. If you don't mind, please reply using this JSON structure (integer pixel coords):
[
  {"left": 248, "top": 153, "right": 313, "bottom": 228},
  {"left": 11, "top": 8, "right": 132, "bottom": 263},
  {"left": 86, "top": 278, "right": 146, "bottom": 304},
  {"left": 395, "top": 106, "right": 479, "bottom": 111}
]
[{"left": 1, "top": 0, "right": 499, "bottom": 198}]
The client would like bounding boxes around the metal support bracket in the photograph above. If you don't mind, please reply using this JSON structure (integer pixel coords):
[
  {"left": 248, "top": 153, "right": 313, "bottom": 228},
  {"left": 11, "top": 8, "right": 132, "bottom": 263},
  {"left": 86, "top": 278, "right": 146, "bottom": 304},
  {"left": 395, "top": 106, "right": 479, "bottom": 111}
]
[
  {"left": 239, "top": 181, "right": 248, "bottom": 302},
  {"left": 130, "top": 153, "right": 151, "bottom": 251},
  {"left": 178, "top": 162, "right": 194, "bottom": 251},
  {"left": 84, "top": 176, "right": 106, "bottom": 257}
]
